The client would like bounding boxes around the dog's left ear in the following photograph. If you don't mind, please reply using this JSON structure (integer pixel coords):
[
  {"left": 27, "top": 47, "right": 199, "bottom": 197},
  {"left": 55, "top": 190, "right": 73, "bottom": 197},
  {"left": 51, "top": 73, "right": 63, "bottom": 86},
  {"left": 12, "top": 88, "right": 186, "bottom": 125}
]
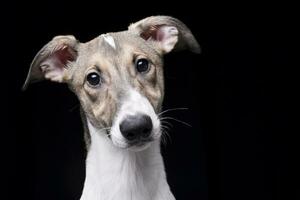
[{"left": 128, "top": 16, "right": 200, "bottom": 54}]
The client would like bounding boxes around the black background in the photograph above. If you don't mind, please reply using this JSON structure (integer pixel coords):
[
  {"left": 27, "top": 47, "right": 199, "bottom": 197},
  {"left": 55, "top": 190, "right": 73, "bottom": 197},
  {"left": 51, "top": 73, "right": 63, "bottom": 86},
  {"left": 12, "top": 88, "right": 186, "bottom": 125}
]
[{"left": 4, "top": 1, "right": 295, "bottom": 200}]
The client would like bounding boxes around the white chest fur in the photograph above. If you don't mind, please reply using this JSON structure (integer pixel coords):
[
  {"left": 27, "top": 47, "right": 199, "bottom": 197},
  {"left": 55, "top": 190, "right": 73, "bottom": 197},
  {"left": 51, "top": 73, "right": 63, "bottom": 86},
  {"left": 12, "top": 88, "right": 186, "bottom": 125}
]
[{"left": 80, "top": 122, "right": 175, "bottom": 200}]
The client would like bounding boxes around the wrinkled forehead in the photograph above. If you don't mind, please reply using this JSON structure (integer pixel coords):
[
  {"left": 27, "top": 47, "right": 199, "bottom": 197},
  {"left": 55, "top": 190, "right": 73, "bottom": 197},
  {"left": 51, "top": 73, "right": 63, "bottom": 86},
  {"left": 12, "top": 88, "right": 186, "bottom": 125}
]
[
  {"left": 69, "top": 31, "right": 161, "bottom": 84},
  {"left": 80, "top": 32, "right": 159, "bottom": 62}
]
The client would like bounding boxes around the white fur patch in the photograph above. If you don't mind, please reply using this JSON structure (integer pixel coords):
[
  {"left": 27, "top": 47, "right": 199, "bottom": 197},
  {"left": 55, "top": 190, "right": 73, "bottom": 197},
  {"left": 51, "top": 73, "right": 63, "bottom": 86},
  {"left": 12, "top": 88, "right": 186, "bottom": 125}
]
[
  {"left": 80, "top": 120, "right": 175, "bottom": 200},
  {"left": 110, "top": 89, "right": 161, "bottom": 149},
  {"left": 102, "top": 34, "right": 116, "bottom": 49}
]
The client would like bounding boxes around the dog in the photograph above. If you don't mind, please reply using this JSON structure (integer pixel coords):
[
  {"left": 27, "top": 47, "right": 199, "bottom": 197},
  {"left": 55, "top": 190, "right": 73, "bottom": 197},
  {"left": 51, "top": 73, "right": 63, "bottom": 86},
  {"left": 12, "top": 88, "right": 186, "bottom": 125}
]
[{"left": 23, "top": 16, "right": 200, "bottom": 200}]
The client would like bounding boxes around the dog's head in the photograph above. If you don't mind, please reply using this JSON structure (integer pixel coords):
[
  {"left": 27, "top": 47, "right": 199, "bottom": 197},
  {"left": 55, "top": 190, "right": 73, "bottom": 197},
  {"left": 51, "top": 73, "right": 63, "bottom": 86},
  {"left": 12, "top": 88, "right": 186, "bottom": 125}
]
[{"left": 24, "top": 16, "right": 200, "bottom": 151}]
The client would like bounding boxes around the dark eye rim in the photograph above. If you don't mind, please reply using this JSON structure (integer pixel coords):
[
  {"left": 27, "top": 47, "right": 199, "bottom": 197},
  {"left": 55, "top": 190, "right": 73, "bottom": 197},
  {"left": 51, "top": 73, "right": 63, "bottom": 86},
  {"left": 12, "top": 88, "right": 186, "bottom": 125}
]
[
  {"left": 135, "top": 58, "right": 151, "bottom": 74},
  {"left": 86, "top": 71, "right": 102, "bottom": 88}
]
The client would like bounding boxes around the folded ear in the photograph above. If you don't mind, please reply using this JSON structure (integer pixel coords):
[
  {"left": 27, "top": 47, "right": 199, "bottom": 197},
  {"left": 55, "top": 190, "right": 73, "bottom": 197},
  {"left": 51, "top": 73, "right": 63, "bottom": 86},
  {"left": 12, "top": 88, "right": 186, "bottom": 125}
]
[
  {"left": 128, "top": 16, "right": 200, "bottom": 54},
  {"left": 22, "top": 35, "right": 79, "bottom": 90}
]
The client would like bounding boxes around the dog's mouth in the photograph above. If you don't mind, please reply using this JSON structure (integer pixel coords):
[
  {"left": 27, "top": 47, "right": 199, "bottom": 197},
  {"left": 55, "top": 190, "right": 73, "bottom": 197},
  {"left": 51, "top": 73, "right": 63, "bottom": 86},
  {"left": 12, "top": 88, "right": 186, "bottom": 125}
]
[
  {"left": 111, "top": 132, "right": 157, "bottom": 150},
  {"left": 106, "top": 129, "right": 153, "bottom": 144},
  {"left": 127, "top": 141, "right": 153, "bottom": 151},
  {"left": 124, "top": 136, "right": 156, "bottom": 151},
  {"left": 109, "top": 125, "right": 161, "bottom": 151},
  {"left": 128, "top": 137, "right": 154, "bottom": 146}
]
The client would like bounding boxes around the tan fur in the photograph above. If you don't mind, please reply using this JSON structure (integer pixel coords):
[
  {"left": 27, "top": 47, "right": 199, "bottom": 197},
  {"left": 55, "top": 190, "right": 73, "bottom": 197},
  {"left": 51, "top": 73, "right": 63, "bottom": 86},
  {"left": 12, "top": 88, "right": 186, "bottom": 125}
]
[
  {"left": 23, "top": 16, "right": 200, "bottom": 149},
  {"left": 64, "top": 33, "right": 164, "bottom": 133}
]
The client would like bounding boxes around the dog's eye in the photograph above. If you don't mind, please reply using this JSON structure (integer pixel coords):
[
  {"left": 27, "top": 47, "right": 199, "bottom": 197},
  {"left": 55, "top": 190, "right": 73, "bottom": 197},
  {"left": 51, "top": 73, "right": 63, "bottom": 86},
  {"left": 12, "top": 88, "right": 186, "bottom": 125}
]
[
  {"left": 136, "top": 58, "right": 150, "bottom": 73},
  {"left": 86, "top": 72, "right": 101, "bottom": 87}
]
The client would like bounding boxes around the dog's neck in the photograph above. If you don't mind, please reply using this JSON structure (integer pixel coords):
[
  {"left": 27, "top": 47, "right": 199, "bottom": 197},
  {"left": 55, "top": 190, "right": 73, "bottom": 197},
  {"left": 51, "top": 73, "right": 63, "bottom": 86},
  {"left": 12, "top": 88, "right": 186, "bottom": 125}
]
[{"left": 80, "top": 121, "right": 175, "bottom": 200}]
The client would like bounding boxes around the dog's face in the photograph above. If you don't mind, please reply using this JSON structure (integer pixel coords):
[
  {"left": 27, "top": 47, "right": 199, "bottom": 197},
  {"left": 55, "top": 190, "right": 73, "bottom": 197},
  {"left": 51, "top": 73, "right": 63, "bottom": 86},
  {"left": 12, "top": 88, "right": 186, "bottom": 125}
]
[
  {"left": 23, "top": 16, "right": 200, "bottom": 151},
  {"left": 70, "top": 32, "right": 165, "bottom": 150}
]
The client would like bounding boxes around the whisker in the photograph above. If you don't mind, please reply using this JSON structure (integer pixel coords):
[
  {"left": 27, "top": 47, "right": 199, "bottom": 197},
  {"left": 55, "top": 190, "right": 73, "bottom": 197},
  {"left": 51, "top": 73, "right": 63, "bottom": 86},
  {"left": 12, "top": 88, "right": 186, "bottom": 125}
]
[
  {"left": 161, "top": 129, "right": 172, "bottom": 145},
  {"left": 158, "top": 107, "right": 191, "bottom": 146},
  {"left": 95, "top": 126, "right": 112, "bottom": 134},
  {"left": 158, "top": 107, "right": 189, "bottom": 117},
  {"left": 161, "top": 133, "right": 167, "bottom": 146},
  {"left": 161, "top": 125, "right": 171, "bottom": 131},
  {"left": 160, "top": 130, "right": 169, "bottom": 146},
  {"left": 160, "top": 117, "right": 192, "bottom": 127},
  {"left": 160, "top": 120, "right": 173, "bottom": 129}
]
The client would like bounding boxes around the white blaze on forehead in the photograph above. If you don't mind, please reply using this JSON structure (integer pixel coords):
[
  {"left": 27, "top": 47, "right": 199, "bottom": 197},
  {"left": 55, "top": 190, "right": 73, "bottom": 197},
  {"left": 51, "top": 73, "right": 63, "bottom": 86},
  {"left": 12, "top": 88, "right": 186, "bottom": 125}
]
[{"left": 102, "top": 34, "right": 116, "bottom": 49}]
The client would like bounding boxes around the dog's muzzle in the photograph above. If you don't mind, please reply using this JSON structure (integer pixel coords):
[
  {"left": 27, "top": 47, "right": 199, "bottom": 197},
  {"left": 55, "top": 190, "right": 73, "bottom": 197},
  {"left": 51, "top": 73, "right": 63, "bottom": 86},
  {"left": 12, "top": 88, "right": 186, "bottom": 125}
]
[{"left": 119, "top": 114, "right": 153, "bottom": 145}]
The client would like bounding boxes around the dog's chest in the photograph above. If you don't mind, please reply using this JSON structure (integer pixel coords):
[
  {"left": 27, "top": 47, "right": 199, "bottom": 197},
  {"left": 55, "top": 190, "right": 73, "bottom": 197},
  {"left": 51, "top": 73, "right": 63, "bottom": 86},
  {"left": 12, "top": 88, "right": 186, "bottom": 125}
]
[{"left": 80, "top": 135, "right": 175, "bottom": 200}]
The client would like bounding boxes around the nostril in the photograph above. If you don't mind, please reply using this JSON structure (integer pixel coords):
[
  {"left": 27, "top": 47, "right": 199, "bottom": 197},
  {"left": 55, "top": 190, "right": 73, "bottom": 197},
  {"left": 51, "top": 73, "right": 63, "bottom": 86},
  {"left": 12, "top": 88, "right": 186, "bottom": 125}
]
[
  {"left": 141, "top": 127, "right": 151, "bottom": 138},
  {"left": 126, "top": 132, "right": 136, "bottom": 140},
  {"left": 143, "top": 128, "right": 150, "bottom": 134}
]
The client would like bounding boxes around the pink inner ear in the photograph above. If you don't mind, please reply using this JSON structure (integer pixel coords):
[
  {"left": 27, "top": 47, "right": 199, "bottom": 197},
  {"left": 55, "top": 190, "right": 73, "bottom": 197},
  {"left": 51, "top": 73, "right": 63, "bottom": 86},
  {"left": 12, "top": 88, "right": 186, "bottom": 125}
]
[
  {"left": 140, "top": 25, "right": 177, "bottom": 41},
  {"left": 140, "top": 25, "right": 160, "bottom": 40},
  {"left": 55, "top": 45, "right": 77, "bottom": 66},
  {"left": 41, "top": 45, "right": 77, "bottom": 71},
  {"left": 140, "top": 25, "right": 178, "bottom": 53},
  {"left": 156, "top": 27, "right": 166, "bottom": 41},
  {"left": 39, "top": 45, "right": 77, "bottom": 82}
]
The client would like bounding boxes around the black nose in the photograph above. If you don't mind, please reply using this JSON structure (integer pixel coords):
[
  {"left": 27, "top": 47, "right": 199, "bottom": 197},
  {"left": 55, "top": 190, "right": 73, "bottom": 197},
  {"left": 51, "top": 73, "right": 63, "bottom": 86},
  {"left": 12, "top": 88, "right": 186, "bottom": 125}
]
[{"left": 119, "top": 114, "right": 153, "bottom": 141}]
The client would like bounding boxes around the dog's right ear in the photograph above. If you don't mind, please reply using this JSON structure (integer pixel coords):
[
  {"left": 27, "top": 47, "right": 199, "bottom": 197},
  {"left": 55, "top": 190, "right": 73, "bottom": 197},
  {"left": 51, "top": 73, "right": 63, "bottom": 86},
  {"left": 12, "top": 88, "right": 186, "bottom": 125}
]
[
  {"left": 22, "top": 35, "right": 79, "bottom": 90},
  {"left": 128, "top": 16, "right": 200, "bottom": 54}
]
